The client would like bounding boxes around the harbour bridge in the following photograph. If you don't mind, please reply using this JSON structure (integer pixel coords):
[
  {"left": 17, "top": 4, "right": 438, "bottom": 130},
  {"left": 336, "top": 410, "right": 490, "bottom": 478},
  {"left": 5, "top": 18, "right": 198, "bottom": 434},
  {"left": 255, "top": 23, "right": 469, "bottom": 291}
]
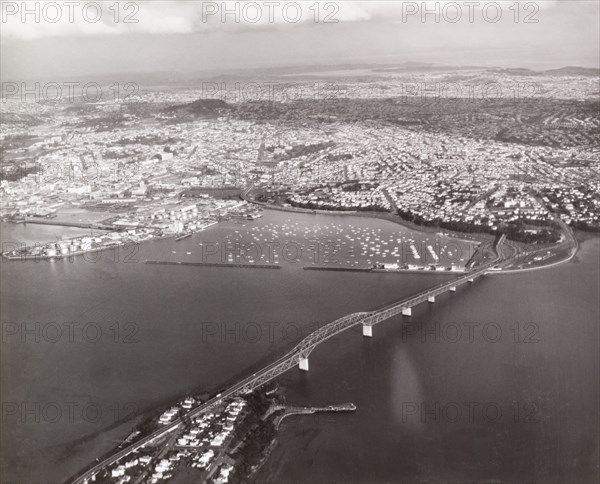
[
  {"left": 71, "top": 235, "right": 505, "bottom": 483},
  {"left": 237, "top": 247, "right": 502, "bottom": 385}
]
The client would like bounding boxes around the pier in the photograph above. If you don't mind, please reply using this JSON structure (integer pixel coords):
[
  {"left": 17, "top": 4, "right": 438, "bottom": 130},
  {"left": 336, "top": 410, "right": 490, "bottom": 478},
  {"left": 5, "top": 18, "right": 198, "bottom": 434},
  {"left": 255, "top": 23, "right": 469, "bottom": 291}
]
[{"left": 273, "top": 403, "right": 357, "bottom": 428}]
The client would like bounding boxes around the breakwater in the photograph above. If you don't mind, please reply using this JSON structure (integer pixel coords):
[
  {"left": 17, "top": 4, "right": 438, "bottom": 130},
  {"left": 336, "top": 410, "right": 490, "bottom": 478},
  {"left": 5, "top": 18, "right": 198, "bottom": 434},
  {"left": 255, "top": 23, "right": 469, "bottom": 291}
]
[{"left": 145, "top": 260, "right": 282, "bottom": 269}]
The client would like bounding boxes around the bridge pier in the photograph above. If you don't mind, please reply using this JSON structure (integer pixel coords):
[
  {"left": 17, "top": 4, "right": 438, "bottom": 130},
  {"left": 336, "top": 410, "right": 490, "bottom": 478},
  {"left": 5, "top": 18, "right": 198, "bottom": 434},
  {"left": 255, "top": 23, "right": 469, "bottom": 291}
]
[
  {"left": 402, "top": 307, "right": 412, "bottom": 316},
  {"left": 362, "top": 324, "right": 373, "bottom": 337},
  {"left": 450, "top": 286, "right": 457, "bottom": 292},
  {"left": 428, "top": 296, "right": 435, "bottom": 303},
  {"left": 299, "top": 357, "right": 309, "bottom": 372}
]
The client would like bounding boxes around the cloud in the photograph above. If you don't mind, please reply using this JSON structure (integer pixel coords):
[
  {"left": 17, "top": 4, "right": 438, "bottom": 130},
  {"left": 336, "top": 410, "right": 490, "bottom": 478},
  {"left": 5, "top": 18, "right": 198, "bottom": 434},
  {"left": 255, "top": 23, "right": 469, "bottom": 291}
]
[
  {"left": 1, "top": 1, "right": 196, "bottom": 39},
  {"left": 0, "top": 0, "right": 580, "bottom": 41}
]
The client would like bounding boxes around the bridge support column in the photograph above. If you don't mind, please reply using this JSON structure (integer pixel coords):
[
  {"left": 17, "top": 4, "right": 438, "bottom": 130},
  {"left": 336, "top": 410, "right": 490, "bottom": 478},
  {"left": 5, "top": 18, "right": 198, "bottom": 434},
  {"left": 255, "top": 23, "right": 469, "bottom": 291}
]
[
  {"left": 428, "top": 296, "right": 435, "bottom": 303},
  {"left": 299, "top": 357, "right": 309, "bottom": 372},
  {"left": 402, "top": 307, "right": 412, "bottom": 316},
  {"left": 362, "top": 324, "right": 373, "bottom": 337},
  {"left": 450, "top": 286, "right": 456, "bottom": 292}
]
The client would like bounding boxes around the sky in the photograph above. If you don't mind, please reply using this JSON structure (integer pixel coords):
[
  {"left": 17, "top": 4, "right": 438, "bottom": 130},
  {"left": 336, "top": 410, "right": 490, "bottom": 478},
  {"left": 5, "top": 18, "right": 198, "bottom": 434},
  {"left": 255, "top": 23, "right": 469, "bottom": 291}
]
[{"left": 1, "top": 1, "right": 599, "bottom": 81}]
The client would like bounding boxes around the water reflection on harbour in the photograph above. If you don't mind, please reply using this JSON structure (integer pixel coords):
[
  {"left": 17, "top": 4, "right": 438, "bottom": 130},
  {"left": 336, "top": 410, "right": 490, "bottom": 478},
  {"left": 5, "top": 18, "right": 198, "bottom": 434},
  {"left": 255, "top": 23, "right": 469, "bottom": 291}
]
[{"left": 390, "top": 349, "right": 424, "bottom": 431}]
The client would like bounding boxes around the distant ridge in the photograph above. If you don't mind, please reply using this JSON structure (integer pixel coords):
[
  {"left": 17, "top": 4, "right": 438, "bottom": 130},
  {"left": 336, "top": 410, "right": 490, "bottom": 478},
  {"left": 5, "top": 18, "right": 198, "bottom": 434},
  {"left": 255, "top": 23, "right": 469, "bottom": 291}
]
[
  {"left": 17, "top": 63, "right": 596, "bottom": 86},
  {"left": 490, "top": 66, "right": 599, "bottom": 77},
  {"left": 208, "top": 62, "right": 600, "bottom": 78},
  {"left": 543, "top": 66, "right": 600, "bottom": 76}
]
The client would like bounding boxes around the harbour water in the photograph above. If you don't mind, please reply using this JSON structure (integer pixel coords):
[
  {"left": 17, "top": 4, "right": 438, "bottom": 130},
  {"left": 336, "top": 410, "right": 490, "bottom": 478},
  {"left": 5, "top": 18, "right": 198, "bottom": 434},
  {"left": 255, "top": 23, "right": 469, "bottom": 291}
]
[
  {"left": 256, "top": 234, "right": 600, "bottom": 483},
  {"left": 1, "top": 211, "right": 598, "bottom": 483}
]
